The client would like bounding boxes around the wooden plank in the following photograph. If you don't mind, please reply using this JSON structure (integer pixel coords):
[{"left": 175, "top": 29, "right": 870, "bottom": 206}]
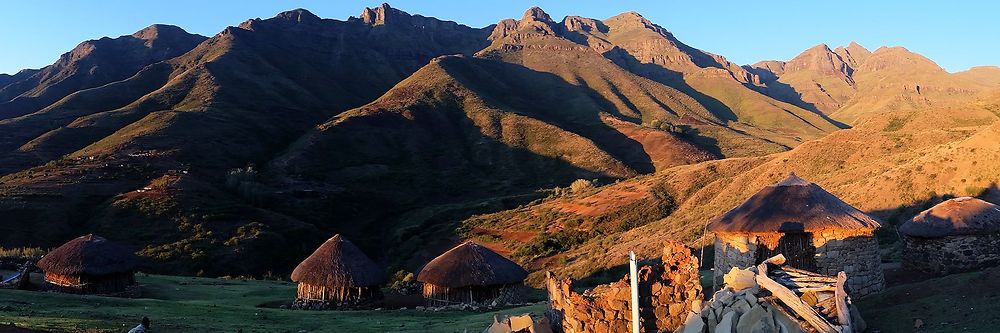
[
  {"left": 835, "top": 271, "right": 852, "bottom": 330},
  {"left": 756, "top": 273, "right": 837, "bottom": 333},
  {"left": 781, "top": 266, "right": 829, "bottom": 277},
  {"left": 792, "top": 286, "right": 837, "bottom": 293},
  {"left": 776, "top": 271, "right": 837, "bottom": 284},
  {"left": 757, "top": 254, "right": 787, "bottom": 275}
]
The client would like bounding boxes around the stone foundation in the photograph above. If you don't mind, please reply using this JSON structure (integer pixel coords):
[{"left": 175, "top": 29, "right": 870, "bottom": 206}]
[
  {"left": 546, "top": 241, "right": 702, "bottom": 333},
  {"left": 903, "top": 234, "right": 1000, "bottom": 275},
  {"left": 714, "top": 230, "right": 884, "bottom": 298},
  {"left": 291, "top": 296, "right": 381, "bottom": 310}
]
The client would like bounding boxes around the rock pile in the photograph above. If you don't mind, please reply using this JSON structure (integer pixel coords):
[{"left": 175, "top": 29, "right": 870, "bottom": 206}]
[
  {"left": 676, "top": 255, "right": 865, "bottom": 333},
  {"left": 679, "top": 284, "right": 804, "bottom": 333},
  {"left": 485, "top": 313, "right": 554, "bottom": 333},
  {"left": 546, "top": 241, "right": 702, "bottom": 333}
]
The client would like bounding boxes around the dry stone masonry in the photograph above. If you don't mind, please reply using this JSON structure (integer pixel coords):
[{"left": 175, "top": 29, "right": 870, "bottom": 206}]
[
  {"left": 903, "top": 234, "right": 1000, "bottom": 275},
  {"left": 899, "top": 197, "right": 1000, "bottom": 276},
  {"left": 546, "top": 241, "right": 702, "bottom": 333}
]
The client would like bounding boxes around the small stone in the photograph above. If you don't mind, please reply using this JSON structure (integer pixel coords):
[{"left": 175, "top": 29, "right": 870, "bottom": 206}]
[
  {"left": 683, "top": 312, "right": 706, "bottom": 333},
  {"left": 715, "top": 311, "right": 737, "bottom": 333},
  {"left": 707, "top": 310, "right": 719, "bottom": 333},
  {"left": 724, "top": 268, "right": 758, "bottom": 291},
  {"left": 742, "top": 292, "right": 756, "bottom": 305},
  {"left": 914, "top": 318, "right": 924, "bottom": 329},
  {"left": 732, "top": 299, "right": 751, "bottom": 316},
  {"left": 716, "top": 289, "right": 735, "bottom": 305},
  {"left": 735, "top": 303, "right": 767, "bottom": 333}
]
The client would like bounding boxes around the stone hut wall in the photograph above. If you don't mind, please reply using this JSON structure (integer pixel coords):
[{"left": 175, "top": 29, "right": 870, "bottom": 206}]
[
  {"left": 714, "top": 230, "right": 884, "bottom": 297},
  {"left": 812, "top": 229, "right": 884, "bottom": 297},
  {"left": 546, "top": 241, "right": 702, "bottom": 333},
  {"left": 713, "top": 234, "right": 759, "bottom": 289},
  {"left": 903, "top": 234, "right": 1000, "bottom": 275}
]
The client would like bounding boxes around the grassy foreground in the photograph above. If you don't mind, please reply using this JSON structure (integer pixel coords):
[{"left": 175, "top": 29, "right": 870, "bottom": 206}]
[
  {"left": 859, "top": 266, "right": 1000, "bottom": 332},
  {"left": 0, "top": 274, "right": 545, "bottom": 333}
]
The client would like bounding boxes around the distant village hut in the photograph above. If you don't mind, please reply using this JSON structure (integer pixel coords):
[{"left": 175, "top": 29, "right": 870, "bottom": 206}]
[
  {"left": 417, "top": 241, "right": 528, "bottom": 307},
  {"left": 900, "top": 197, "right": 1000, "bottom": 275},
  {"left": 36, "top": 234, "right": 138, "bottom": 296},
  {"left": 707, "top": 174, "right": 884, "bottom": 297},
  {"left": 290, "top": 234, "right": 386, "bottom": 309}
]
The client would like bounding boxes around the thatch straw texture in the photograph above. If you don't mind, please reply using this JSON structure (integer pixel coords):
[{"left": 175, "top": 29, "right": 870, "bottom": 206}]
[
  {"left": 708, "top": 174, "right": 880, "bottom": 233},
  {"left": 417, "top": 241, "right": 527, "bottom": 288},
  {"left": 291, "top": 234, "right": 386, "bottom": 287},
  {"left": 901, "top": 197, "right": 1000, "bottom": 237},
  {"left": 36, "top": 234, "right": 137, "bottom": 276}
]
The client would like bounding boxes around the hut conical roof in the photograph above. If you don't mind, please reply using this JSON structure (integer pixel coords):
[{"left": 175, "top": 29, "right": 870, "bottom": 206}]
[
  {"left": 900, "top": 197, "right": 1000, "bottom": 237},
  {"left": 37, "top": 234, "right": 137, "bottom": 275},
  {"left": 707, "top": 174, "right": 881, "bottom": 233},
  {"left": 291, "top": 234, "right": 386, "bottom": 287},
  {"left": 416, "top": 241, "right": 527, "bottom": 288}
]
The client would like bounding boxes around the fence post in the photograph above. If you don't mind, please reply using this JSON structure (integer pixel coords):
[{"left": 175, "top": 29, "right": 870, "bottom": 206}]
[{"left": 630, "top": 251, "right": 640, "bottom": 333}]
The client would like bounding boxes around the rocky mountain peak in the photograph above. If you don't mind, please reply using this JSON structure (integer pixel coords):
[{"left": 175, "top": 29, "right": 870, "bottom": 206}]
[
  {"left": 846, "top": 41, "right": 871, "bottom": 56},
  {"left": 522, "top": 7, "right": 553, "bottom": 23},
  {"left": 784, "top": 43, "right": 850, "bottom": 76},
  {"left": 834, "top": 41, "right": 871, "bottom": 68},
  {"left": 132, "top": 24, "right": 185, "bottom": 41},
  {"left": 360, "top": 3, "right": 407, "bottom": 26},
  {"left": 275, "top": 8, "right": 321, "bottom": 23}
]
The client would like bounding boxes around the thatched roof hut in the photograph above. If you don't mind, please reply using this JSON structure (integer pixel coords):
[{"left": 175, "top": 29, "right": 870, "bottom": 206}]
[
  {"left": 36, "top": 234, "right": 138, "bottom": 295},
  {"left": 900, "top": 197, "right": 1000, "bottom": 275},
  {"left": 417, "top": 241, "right": 527, "bottom": 307},
  {"left": 707, "top": 174, "right": 884, "bottom": 297},
  {"left": 901, "top": 197, "right": 1000, "bottom": 237},
  {"left": 707, "top": 174, "right": 880, "bottom": 233},
  {"left": 290, "top": 234, "right": 385, "bottom": 309}
]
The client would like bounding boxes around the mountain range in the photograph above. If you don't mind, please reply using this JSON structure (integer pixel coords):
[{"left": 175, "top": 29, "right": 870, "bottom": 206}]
[{"left": 1, "top": 4, "right": 997, "bottom": 279}]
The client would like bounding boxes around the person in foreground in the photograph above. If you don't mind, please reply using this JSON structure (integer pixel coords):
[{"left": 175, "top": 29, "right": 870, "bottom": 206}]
[{"left": 128, "top": 317, "right": 150, "bottom": 333}]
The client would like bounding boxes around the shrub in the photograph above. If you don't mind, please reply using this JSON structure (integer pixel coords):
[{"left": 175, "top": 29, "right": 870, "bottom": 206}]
[
  {"left": 225, "top": 165, "right": 266, "bottom": 203},
  {"left": 569, "top": 179, "right": 594, "bottom": 194}
]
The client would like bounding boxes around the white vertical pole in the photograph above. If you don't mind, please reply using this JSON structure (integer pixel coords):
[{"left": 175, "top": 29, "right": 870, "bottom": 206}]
[{"left": 629, "top": 251, "right": 640, "bottom": 333}]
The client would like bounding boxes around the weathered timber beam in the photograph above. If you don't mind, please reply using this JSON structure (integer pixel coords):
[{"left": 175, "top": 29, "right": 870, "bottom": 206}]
[
  {"left": 756, "top": 273, "right": 837, "bottom": 333},
  {"left": 835, "top": 271, "right": 852, "bottom": 330}
]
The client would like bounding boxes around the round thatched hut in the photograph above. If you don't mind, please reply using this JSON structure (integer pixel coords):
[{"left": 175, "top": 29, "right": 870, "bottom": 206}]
[
  {"left": 290, "top": 234, "right": 386, "bottom": 309},
  {"left": 417, "top": 241, "right": 527, "bottom": 307},
  {"left": 707, "top": 174, "right": 884, "bottom": 297},
  {"left": 36, "top": 234, "right": 138, "bottom": 296},
  {"left": 900, "top": 197, "right": 1000, "bottom": 275}
]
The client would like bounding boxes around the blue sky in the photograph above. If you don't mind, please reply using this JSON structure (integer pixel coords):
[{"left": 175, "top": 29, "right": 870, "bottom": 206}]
[{"left": 1, "top": 1, "right": 997, "bottom": 75}]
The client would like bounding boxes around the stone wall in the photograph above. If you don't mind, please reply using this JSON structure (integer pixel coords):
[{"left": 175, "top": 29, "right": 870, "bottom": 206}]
[
  {"left": 812, "top": 229, "right": 884, "bottom": 297},
  {"left": 713, "top": 230, "right": 884, "bottom": 298},
  {"left": 546, "top": 241, "right": 702, "bottom": 333},
  {"left": 713, "top": 234, "right": 758, "bottom": 289},
  {"left": 903, "top": 234, "right": 1000, "bottom": 275}
]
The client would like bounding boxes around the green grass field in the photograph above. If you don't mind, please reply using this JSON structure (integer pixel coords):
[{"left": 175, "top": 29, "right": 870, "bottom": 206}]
[
  {"left": 0, "top": 273, "right": 545, "bottom": 333},
  {"left": 4, "top": 266, "right": 1000, "bottom": 332}
]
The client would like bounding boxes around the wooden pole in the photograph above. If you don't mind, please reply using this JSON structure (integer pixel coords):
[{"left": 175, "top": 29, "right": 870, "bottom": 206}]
[{"left": 629, "top": 251, "right": 640, "bottom": 333}]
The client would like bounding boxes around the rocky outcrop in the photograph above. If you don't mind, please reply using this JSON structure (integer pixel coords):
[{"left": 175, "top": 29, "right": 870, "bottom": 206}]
[{"left": 546, "top": 241, "right": 702, "bottom": 332}]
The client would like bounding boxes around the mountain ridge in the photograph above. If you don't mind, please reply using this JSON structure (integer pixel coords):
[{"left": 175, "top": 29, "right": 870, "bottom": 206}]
[{"left": 0, "top": 4, "right": 996, "bottom": 280}]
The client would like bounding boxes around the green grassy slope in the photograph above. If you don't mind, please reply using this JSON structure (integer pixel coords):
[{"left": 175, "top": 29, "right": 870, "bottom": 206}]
[{"left": 0, "top": 274, "right": 545, "bottom": 333}]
